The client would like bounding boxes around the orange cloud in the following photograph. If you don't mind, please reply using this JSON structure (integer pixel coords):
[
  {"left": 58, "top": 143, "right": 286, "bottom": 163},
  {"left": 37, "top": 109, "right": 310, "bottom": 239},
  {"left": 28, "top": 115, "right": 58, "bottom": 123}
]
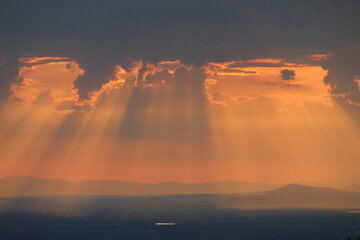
[
  {"left": 10, "top": 57, "right": 83, "bottom": 113},
  {"left": 307, "top": 54, "right": 330, "bottom": 61},
  {"left": 205, "top": 59, "right": 331, "bottom": 111},
  {"left": 1, "top": 57, "right": 360, "bottom": 185},
  {"left": 248, "top": 58, "right": 284, "bottom": 63}
]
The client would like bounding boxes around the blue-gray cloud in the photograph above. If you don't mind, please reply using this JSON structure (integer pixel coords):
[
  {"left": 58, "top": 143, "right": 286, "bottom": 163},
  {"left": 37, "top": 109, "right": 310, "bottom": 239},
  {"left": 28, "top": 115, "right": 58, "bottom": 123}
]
[
  {"left": 280, "top": 69, "right": 296, "bottom": 80},
  {"left": 322, "top": 47, "right": 360, "bottom": 123}
]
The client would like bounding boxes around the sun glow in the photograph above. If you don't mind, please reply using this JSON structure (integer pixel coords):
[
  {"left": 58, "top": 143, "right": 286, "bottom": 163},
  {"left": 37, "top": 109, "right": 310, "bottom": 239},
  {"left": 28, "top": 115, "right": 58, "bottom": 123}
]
[{"left": 0, "top": 57, "right": 359, "bottom": 187}]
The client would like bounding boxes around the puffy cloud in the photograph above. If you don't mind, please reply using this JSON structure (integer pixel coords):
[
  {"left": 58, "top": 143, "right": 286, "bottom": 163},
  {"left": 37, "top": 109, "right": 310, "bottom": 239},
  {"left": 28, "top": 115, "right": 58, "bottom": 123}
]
[
  {"left": 204, "top": 59, "right": 329, "bottom": 111},
  {"left": 280, "top": 69, "right": 296, "bottom": 80},
  {"left": 322, "top": 47, "right": 360, "bottom": 123},
  {"left": 9, "top": 58, "right": 82, "bottom": 111}
]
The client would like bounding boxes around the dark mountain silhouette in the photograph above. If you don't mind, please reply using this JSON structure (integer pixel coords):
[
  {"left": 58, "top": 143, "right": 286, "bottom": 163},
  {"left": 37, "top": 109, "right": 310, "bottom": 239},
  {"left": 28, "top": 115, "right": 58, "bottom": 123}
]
[
  {"left": 1, "top": 181, "right": 360, "bottom": 214},
  {"left": 222, "top": 184, "right": 360, "bottom": 209},
  {"left": 0, "top": 176, "right": 281, "bottom": 196}
]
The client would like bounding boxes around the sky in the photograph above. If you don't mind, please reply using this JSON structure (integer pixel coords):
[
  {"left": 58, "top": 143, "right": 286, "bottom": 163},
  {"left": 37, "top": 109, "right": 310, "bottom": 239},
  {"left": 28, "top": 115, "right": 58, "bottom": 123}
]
[{"left": 0, "top": 0, "right": 360, "bottom": 184}]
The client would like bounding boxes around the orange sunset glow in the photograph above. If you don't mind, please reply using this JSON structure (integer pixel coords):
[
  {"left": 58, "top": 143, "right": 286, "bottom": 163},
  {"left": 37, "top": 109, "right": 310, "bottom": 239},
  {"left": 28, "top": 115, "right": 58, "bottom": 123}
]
[{"left": 0, "top": 56, "right": 359, "bottom": 185}]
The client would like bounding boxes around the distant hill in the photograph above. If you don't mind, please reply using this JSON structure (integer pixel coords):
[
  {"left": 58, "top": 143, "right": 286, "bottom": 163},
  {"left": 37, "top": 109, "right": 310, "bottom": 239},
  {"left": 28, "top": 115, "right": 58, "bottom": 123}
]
[
  {"left": 222, "top": 184, "right": 360, "bottom": 209},
  {"left": 1, "top": 184, "right": 360, "bottom": 215},
  {"left": 0, "top": 176, "right": 281, "bottom": 197}
]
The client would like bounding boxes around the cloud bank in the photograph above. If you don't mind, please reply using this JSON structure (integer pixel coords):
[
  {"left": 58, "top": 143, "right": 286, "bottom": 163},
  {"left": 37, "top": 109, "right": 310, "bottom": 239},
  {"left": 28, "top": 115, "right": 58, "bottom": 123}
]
[{"left": 1, "top": 0, "right": 360, "bottom": 100}]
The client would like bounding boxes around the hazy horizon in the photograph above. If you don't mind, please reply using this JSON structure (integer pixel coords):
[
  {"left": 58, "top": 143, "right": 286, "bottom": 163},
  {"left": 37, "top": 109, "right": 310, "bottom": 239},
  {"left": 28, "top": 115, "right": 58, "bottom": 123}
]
[{"left": 1, "top": 174, "right": 359, "bottom": 185}]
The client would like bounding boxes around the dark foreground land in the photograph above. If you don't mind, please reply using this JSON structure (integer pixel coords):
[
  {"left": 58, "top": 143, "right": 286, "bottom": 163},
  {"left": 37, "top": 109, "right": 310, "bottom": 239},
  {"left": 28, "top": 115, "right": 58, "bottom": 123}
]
[{"left": 0, "top": 195, "right": 360, "bottom": 240}]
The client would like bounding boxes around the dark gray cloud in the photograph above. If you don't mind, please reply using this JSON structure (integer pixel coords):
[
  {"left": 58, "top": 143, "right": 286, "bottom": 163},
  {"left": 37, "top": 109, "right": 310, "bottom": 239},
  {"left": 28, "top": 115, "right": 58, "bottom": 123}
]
[
  {"left": 280, "top": 69, "right": 296, "bottom": 80},
  {"left": 0, "top": 57, "right": 20, "bottom": 101},
  {"left": 144, "top": 70, "right": 173, "bottom": 85},
  {"left": 1, "top": 0, "right": 360, "bottom": 99},
  {"left": 322, "top": 47, "right": 360, "bottom": 121}
]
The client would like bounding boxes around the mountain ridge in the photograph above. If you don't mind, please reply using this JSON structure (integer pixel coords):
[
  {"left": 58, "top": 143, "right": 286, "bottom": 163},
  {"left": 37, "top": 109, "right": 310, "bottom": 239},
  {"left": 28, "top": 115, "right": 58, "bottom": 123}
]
[
  {"left": 223, "top": 183, "right": 360, "bottom": 209},
  {"left": 0, "top": 176, "right": 282, "bottom": 197}
]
